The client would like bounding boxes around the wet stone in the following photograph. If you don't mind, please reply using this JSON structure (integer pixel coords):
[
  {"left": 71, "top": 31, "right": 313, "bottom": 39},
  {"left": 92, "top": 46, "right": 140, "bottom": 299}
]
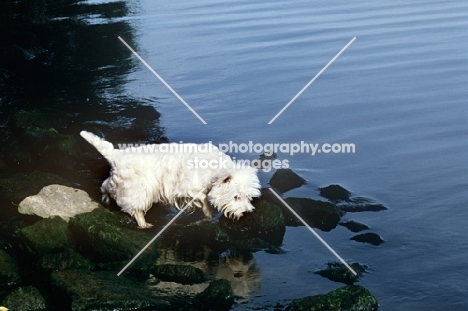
[
  {"left": 286, "top": 285, "right": 378, "bottom": 311},
  {"left": 151, "top": 264, "right": 206, "bottom": 285},
  {"left": 195, "top": 279, "right": 234, "bottom": 311},
  {"left": 319, "top": 184, "right": 352, "bottom": 202},
  {"left": 351, "top": 232, "right": 385, "bottom": 246},
  {"left": 50, "top": 270, "right": 170, "bottom": 311},
  {"left": 0, "top": 249, "right": 21, "bottom": 287},
  {"left": 339, "top": 197, "right": 388, "bottom": 213},
  {"left": 269, "top": 168, "right": 307, "bottom": 194},
  {"left": 2, "top": 286, "right": 47, "bottom": 311},
  {"left": 280, "top": 197, "right": 343, "bottom": 232},
  {"left": 339, "top": 220, "right": 370, "bottom": 233},
  {"left": 69, "top": 207, "right": 158, "bottom": 270},
  {"left": 20, "top": 217, "right": 73, "bottom": 255},
  {"left": 219, "top": 199, "right": 285, "bottom": 249},
  {"left": 315, "top": 262, "right": 368, "bottom": 285}
]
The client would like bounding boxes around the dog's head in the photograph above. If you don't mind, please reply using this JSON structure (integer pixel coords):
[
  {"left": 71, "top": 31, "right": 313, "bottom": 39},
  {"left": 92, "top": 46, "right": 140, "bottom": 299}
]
[{"left": 207, "top": 167, "right": 261, "bottom": 220}]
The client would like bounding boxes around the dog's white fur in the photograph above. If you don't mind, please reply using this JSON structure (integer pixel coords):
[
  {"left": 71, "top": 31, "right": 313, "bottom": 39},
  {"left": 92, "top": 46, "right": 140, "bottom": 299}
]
[{"left": 80, "top": 131, "right": 261, "bottom": 228}]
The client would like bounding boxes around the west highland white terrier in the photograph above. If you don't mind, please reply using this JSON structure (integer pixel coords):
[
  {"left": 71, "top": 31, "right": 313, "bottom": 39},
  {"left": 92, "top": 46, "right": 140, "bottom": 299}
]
[{"left": 80, "top": 131, "right": 261, "bottom": 228}]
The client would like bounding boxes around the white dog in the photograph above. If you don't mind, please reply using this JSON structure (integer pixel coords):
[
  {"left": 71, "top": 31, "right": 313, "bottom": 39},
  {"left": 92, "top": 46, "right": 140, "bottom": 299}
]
[{"left": 80, "top": 131, "right": 261, "bottom": 228}]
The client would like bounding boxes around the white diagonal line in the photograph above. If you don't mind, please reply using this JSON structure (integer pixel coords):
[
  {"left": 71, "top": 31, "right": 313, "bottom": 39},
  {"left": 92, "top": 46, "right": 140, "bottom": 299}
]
[
  {"left": 117, "top": 188, "right": 206, "bottom": 276},
  {"left": 268, "top": 188, "right": 357, "bottom": 275},
  {"left": 118, "top": 36, "right": 207, "bottom": 125},
  {"left": 268, "top": 37, "right": 356, "bottom": 124}
]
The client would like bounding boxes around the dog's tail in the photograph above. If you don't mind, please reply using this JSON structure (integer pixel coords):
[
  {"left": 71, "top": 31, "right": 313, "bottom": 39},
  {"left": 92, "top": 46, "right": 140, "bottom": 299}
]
[{"left": 80, "top": 131, "right": 115, "bottom": 163}]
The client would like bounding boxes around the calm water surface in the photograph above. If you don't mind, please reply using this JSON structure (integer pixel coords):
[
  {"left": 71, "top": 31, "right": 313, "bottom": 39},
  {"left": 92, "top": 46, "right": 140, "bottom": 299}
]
[{"left": 5, "top": 0, "right": 467, "bottom": 309}]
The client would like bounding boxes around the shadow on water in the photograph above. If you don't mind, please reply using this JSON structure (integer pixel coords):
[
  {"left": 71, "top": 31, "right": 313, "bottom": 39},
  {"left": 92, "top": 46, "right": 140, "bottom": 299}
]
[{"left": 0, "top": 0, "right": 166, "bottom": 184}]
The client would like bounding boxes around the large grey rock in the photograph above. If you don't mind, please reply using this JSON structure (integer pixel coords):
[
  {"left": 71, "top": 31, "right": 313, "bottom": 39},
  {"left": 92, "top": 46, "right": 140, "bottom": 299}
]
[{"left": 18, "top": 184, "right": 99, "bottom": 221}]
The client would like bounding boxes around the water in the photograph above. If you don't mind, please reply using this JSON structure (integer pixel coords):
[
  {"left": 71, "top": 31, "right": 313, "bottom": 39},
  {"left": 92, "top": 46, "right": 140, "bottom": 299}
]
[{"left": 2, "top": 0, "right": 468, "bottom": 309}]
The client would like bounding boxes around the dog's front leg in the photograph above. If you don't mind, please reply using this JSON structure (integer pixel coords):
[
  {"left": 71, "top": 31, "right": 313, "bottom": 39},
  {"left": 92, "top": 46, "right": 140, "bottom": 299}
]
[
  {"left": 201, "top": 196, "right": 213, "bottom": 220},
  {"left": 134, "top": 210, "right": 153, "bottom": 229}
]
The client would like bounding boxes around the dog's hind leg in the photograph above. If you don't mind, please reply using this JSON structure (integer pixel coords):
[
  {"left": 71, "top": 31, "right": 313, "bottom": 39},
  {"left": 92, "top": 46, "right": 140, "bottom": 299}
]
[{"left": 134, "top": 210, "right": 153, "bottom": 229}]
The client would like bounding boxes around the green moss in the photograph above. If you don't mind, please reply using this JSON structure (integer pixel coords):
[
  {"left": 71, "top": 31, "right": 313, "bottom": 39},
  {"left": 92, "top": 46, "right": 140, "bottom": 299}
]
[
  {"left": 20, "top": 217, "right": 72, "bottom": 255},
  {"left": 152, "top": 264, "right": 205, "bottom": 285}
]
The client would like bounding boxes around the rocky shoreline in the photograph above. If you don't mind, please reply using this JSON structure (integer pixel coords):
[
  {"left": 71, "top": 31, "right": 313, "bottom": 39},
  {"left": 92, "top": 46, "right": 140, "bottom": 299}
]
[{"left": 0, "top": 168, "right": 384, "bottom": 310}]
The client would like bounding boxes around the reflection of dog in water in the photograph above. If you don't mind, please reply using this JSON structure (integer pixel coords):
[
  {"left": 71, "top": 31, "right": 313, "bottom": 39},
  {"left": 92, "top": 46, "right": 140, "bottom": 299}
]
[
  {"left": 155, "top": 249, "right": 261, "bottom": 299},
  {"left": 80, "top": 131, "right": 261, "bottom": 228}
]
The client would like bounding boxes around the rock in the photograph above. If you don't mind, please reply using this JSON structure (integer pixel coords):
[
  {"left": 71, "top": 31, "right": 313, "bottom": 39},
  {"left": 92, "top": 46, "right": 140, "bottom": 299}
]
[
  {"left": 315, "top": 262, "right": 368, "bottom": 285},
  {"left": 280, "top": 197, "right": 343, "bottom": 231},
  {"left": 196, "top": 279, "right": 234, "bottom": 311},
  {"left": 269, "top": 168, "right": 306, "bottom": 194},
  {"left": 0, "top": 249, "right": 21, "bottom": 287},
  {"left": 339, "top": 197, "right": 387, "bottom": 213},
  {"left": 50, "top": 270, "right": 170, "bottom": 311},
  {"left": 219, "top": 199, "right": 285, "bottom": 248},
  {"left": 151, "top": 264, "right": 206, "bottom": 285},
  {"left": 2, "top": 286, "right": 46, "bottom": 311},
  {"left": 319, "top": 184, "right": 351, "bottom": 202},
  {"left": 18, "top": 184, "right": 100, "bottom": 221},
  {"left": 20, "top": 217, "right": 73, "bottom": 255},
  {"left": 286, "top": 285, "right": 378, "bottom": 311},
  {"left": 69, "top": 207, "right": 158, "bottom": 270},
  {"left": 0, "top": 170, "right": 73, "bottom": 204},
  {"left": 350, "top": 233, "right": 384, "bottom": 246},
  {"left": 40, "top": 249, "right": 94, "bottom": 271},
  {"left": 339, "top": 220, "right": 370, "bottom": 233},
  {"left": 163, "top": 220, "right": 230, "bottom": 251}
]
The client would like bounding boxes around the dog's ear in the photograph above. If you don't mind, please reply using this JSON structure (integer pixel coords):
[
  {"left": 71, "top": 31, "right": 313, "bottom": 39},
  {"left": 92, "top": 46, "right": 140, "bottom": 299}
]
[{"left": 212, "top": 171, "right": 232, "bottom": 185}]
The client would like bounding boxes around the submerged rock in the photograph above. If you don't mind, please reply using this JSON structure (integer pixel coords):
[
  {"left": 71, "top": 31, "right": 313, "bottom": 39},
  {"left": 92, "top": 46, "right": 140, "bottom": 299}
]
[
  {"left": 286, "top": 285, "right": 378, "bottom": 311},
  {"left": 339, "top": 197, "right": 387, "bottom": 213},
  {"left": 319, "top": 184, "right": 352, "bottom": 202},
  {"left": 339, "top": 220, "right": 370, "bottom": 233},
  {"left": 152, "top": 264, "right": 206, "bottom": 285},
  {"left": 2, "top": 286, "right": 46, "bottom": 311},
  {"left": 20, "top": 217, "right": 72, "bottom": 255},
  {"left": 269, "top": 168, "right": 307, "bottom": 194},
  {"left": 18, "top": 184, "right": 100, "bottom": 221},
  {"left": 50, "top": 270, "right": 170, "bottom": 311},
  {"left": 315, "top": 262, "right": 368, "bottom": 285},
  {"left": 195, "top": 279, "right": 234, "bottom": 311},
  {"left": 350, "top": 233, "right": 385, "bottom": 246},
  {"left": 0, "top": 249, "right": 21, "bottom": 287}
]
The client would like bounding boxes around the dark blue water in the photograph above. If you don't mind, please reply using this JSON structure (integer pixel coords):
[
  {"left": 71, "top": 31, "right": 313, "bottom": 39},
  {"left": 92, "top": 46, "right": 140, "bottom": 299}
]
[
  {"left": 109, "top": 1, "right": 468, "bottom": 309},
  {"left": 2, "top": 0, "right": 467, "bottom": 309}
]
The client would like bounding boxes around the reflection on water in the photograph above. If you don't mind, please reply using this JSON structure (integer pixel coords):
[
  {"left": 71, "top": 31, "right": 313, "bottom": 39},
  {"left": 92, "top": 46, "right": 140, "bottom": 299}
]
[
  {"left": 0, "top": 0, "right": 165, "bottom": 178},
  {"left": 155, "top": 248, "right": 261, "bottom": 301}
]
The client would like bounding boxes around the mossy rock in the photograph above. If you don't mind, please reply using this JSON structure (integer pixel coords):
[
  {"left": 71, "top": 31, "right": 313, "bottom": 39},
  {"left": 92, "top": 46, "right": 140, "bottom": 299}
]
[
  {"left": 151, "top": 264, "right": 205, "bottom": 285},
  {"left": 69, "top": 208, "right": 158, "bottom": 270},
  {"left": 20, "top": 217, "right": 73, "bottom": 255},
  {"left": 219, "top": 199, "right": 285, "bottom": 248},
  {"left": 0, "top": 249, "right": 21, "bottom": 287},
  {"left": 40, "top": 249, "right": 94, "bottom": 271},
  {"left": 2, "top": 286, "right": 47, "bottom": 311},
  {"left": 50, "top": 270, "right": 170, "bottom": 311},
  {"left": 315, "top": 262, "right": 368, "bottom": 285},
  {"left": 287, "top": 285, "right": 378, "bottom": 311},
  {"left": 196, "top": 279, "right": 234, "bottom": 311}
]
